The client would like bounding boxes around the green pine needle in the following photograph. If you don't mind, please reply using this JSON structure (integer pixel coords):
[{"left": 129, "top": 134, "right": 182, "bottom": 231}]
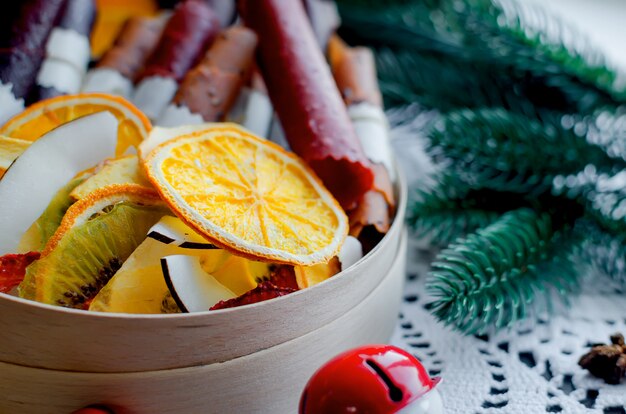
[
  {"left": 428, "top": 108, "right": 622, "bottom": 195},
  {"left": 426, "top": 208, "right": 581, "bottom": 335},
  {"left": 409, "top": 197, "right": 501, "bottom": 247},
  {"left": 408, "top": 175, "right": 529, "bottom": 246},
  {"left": 553, "top": 168, "right": 626, "bottom": 235},
  {"left": 584, "top": 107, "right": 626, "bottom": 163}
]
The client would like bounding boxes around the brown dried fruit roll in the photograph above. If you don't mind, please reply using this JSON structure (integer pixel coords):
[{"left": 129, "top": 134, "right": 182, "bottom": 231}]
[
  {"left": 348, "top": 164, "right": 395, "bottom": 252},
  {"left": 98, "top": 16, "right": 166, "bottom": 82},
  {"left": 328, "top": 35, "right": 383, "bottom": 107},
  {"left": 133, "top": 0, "right": 221, "bottom": 120},
  {"left": 172, "top": 26, "right": 258, "bottom": 122},
  {"left": 328, "top": 36, "right": 395, "bottom": 246}
]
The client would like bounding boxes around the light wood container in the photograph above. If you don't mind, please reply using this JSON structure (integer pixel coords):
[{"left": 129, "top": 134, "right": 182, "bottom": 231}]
[{"left": 0, "top": 173, "right": 408, "bottom": 413}]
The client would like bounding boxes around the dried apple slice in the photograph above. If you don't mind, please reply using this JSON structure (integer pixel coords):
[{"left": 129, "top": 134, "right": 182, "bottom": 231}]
[
  {"left": 162, "top": 255, "right": 237, "bottom": 313},
  {"left": 0, "top": 112, "right": 118, "bottom": 255}
]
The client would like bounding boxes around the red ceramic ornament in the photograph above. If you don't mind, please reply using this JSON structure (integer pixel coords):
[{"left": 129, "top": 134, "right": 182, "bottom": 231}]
[{"left": 300, "top": 345, "right": 443, "bottom": 414}]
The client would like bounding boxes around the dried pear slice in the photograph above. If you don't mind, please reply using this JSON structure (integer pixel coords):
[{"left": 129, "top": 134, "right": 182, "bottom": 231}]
[{"left": 18, "top": 184, "right": 168, "bottom": 308}]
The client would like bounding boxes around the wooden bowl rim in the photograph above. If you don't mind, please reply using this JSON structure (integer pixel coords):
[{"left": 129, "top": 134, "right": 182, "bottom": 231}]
[{"left": 0, "top": 167, "right": 407, "bottom": 320}]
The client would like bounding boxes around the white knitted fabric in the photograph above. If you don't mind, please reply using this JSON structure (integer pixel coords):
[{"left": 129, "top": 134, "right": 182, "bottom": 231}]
[{"left": 388, "top": 107, "right": 626, "bottom": 413}]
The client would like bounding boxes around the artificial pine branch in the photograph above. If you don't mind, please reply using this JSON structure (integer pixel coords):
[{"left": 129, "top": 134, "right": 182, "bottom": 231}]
[
  {"left": 374, "top": 47, "right": 540, "bottom": 113},
  {"left": 336, "top": 0, "right": 626, "bottom": 334},
  {"left": 337, "top": 0, "right": 626, "bottom": 113},
  {"left": 428, "top": 108, "right": 623, "bottom": 195},
  {"left": 426, "top": 208, "right": 581, "bottom": 335}
]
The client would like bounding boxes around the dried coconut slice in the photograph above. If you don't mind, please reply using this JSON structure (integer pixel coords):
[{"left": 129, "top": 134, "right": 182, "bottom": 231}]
[
  {"left": 162, "top": 255, "right": 236, "bottom": 313},
  {"left": 143, "top": 124, "right": 348, "bottom": 266},
  {"left": 89, "top": 216, "right": 268, "bottom": 313},
  {"left": 0, "top": 112, "right": 118, "bottom": 255}
]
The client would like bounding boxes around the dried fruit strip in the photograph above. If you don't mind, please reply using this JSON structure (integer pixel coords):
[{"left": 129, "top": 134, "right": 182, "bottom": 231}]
[
  {"left": 160, "top": 26, "right": 258, "bottom": 126},
  {"left": 82, "top": 16, "right": 166, "bottom": 98},
  {"left": 0, "top": 0, "right": 67, "bottom": 123},
  {"left": 30, "top": 0, "right": 97, "bottom": 101},
  {"left": 133, "top": 0, "right": 221, "bottom": 120}
]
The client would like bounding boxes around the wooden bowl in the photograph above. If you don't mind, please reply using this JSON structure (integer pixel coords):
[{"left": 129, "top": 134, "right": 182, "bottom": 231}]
[
  {"left": 0, "top": 172, "right": 407, "bottom": 413},
  {"left": 1, "top": 230, "right": 407, "bottom": 414}
]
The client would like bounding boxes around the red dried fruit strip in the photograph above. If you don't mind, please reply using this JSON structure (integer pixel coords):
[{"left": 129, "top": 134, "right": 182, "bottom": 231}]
[
  {"left": 210, "top": 281, "right": 296, "bottom": 310},
  {"left": 173, "top": 26, "right": 258, "bottom": 121},
  {"left": 137, "top": 0, "right": 220, "bottom": 83},
  {"left": 268, "top": 265, "right": 299, "bottom": 291},
  {"left": 238, "top": 0, "right": 374, "bottom": 210},
  {"left": 0, "top": 252, "right": 40, "bottom": 293}
]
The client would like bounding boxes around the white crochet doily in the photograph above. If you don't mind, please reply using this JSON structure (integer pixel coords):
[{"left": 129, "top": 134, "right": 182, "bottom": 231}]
[{"left": 388, "top": 107, "right": 626, "bottom": 414}]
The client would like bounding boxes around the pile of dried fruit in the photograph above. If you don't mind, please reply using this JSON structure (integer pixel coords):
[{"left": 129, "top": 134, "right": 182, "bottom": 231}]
[{"left": 0, "top": 0, "right": 397, "bottom": 314}]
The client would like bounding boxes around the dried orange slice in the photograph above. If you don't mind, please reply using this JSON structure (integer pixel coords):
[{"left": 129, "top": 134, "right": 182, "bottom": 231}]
[
  {"left": 0, "top": 93, "right": 151, "bottom": 155},
  {"left": 143, "top": 124, "right": 349, "bottom": 266}
]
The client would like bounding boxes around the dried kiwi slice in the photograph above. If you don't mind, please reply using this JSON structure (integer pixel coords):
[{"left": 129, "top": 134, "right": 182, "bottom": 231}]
[
  {"left": 19, "top": 175, "right": 87, "bottom": 252},
  {"left": 18, "top": 185, "right": 168, "bottom": 308}
]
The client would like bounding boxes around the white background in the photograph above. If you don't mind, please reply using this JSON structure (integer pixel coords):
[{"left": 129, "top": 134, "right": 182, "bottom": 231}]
[{"left": 523, "top": 0, "right": 626, "bottom": 69}]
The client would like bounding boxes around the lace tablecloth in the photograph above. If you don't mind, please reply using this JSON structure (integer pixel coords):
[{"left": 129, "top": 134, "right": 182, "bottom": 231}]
[{"left": 388, "top": 109, "right": 626, "bottom": 413}]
